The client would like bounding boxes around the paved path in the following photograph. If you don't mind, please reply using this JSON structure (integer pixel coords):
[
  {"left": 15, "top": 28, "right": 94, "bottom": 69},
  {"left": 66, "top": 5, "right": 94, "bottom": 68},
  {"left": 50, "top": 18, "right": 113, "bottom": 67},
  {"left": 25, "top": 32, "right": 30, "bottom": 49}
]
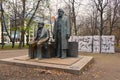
[
  {"left": 0, "top": 50, "right": 120, "bottom": 80},
  {"left": 80, "top": 53, "right": 120, "bottom": 80},
  {"left": 0, "top": 49, "right": 28, "bottom": 59}
]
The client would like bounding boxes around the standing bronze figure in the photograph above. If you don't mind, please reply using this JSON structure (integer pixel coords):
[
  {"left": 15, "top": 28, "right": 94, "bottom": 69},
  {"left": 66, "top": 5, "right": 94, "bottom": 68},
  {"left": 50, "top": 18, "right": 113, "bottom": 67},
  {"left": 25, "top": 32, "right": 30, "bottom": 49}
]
[
  {"left": 28, "top": 22, "right": 49, "bottom": 59},
  {"left": 53, "top": 9, "right": 70, "bottom": 58}
]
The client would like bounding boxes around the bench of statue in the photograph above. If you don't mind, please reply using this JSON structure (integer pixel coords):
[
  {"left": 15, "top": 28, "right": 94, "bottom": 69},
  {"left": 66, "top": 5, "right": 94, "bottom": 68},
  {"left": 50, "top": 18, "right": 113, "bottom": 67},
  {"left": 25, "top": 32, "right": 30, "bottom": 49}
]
[{"left": 28, "top": 42, "right": 78, "bottom": 59}]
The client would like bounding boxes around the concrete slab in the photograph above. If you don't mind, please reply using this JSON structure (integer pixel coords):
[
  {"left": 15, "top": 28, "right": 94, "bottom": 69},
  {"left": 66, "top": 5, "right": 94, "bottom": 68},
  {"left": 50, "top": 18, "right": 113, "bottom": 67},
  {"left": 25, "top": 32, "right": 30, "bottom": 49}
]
[{"left": 0, "top": 55, "right": 93, "bottom": 75}]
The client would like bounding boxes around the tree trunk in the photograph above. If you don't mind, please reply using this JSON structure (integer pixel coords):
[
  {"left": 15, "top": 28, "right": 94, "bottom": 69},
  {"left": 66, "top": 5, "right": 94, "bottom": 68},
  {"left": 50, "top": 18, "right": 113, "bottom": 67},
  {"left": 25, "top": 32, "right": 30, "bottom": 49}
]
[
  {"left": 12, "top": 11, "right": 17, "bottom": 48},
  {"left": 18, "top": 0, "right": 26, "bottom": 48},
  {"left": 3, "top": 15, "right": 12, "bottom": 42},
  {"left": 72, "top": 0, "right": 77, "bottom": 35},
  {"left": 99, "top": 10, "right": 104, "bottom": 53},
  {"left": 19, "top": 0, "right": 41, "bottom": 48},
  {"left": 68, "top": 0, "right": 72, "bottom": 35},
  {"left": 0, "top": 0, "right": 4, "bottom": 49}
]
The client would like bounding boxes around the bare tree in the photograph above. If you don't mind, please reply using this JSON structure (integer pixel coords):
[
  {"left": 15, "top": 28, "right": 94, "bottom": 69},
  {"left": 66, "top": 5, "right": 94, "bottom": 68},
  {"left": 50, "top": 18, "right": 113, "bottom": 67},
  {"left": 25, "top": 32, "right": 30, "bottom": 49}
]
[
  {"left": 93, "top": 0, "right": 108, "bottom": 35},
  {"left": 15, "top": 0, "right": 42, "bottom": 48},
  {"left": 0, "top": 0, "right": 4, "bottom": 49},
  {"left": 107, "top": 0, "right": 120, "bottom": 35},
  {"left": 18, "top": 0, "right": 26, "bottom": 48},
  {"left": 63, "top": 0, "right": 82, "bottom": 35},
  {"left": 92, "top": 0, "right": 108, "bottom": 53},
  {"left": 1, "top": 0, "right": 48, "bottom": 49},
  {"left": 87, "top": 2, "right": 99, "bottom": 35}
]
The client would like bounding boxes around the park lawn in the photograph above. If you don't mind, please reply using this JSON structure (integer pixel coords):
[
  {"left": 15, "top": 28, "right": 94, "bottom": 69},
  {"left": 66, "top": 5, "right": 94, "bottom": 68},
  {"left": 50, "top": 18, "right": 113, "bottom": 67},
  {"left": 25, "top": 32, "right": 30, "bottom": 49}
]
[
  {"left": 0, "top": 45, "right": 28, "bottom": 50},
  {"left": 115, "top": 44, "right": 120, "bottom": 48}
]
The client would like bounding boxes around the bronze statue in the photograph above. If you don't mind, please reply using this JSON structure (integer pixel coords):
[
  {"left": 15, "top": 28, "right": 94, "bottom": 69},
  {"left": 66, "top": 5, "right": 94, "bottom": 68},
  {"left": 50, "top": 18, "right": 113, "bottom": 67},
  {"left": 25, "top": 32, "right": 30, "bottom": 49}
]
[
  {"left": 28, "top": 22, "right": 49, "bottom": 59},
  {"left": 53, "top": 9, "right": 70, "bottom": 58}
]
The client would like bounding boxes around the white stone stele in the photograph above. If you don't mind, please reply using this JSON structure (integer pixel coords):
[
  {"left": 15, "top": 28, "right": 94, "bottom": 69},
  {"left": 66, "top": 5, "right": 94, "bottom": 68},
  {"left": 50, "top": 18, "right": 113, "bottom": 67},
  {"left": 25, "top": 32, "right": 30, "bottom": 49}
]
[
  {"left": 101, "top": 36, "right": 115, "bottom": 53},
  {"left": 93, "top": 36, "right": 100, "bottom": 53},
  {"left": 69, "top": 35, "right": 115, "bottom": 53},
  {"left": 69, "top": 36, "right": 92, "bottom": 52}
]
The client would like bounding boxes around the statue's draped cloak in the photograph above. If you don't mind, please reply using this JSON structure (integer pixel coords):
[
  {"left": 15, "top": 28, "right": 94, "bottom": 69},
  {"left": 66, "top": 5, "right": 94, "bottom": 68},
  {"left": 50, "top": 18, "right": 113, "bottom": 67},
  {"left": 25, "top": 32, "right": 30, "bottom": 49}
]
[{"left": 53, "top": 16, "right": 70, "bottom": 49}]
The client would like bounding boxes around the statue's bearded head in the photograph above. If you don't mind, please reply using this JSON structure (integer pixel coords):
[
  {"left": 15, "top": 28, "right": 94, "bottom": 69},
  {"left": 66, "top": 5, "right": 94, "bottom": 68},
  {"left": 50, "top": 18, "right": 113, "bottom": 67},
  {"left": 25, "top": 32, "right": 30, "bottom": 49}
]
[
  {"left": 38, "top": 22, "right": 44, "bottom": 29},
  {"left": 58, "top": 9, "right": 64, "bottom": 18}
]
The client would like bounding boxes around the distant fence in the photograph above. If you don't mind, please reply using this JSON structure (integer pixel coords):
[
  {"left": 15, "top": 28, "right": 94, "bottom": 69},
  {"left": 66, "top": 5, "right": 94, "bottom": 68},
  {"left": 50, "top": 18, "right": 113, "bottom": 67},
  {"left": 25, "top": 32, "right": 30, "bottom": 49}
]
[{"left": 69, "top": 36, "right": 115, "bottom": 53}]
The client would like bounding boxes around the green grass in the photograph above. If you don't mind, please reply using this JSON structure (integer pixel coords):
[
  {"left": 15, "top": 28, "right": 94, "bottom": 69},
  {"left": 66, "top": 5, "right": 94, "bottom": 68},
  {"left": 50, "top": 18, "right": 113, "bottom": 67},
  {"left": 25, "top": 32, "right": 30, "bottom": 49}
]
[
  {"left": 0, "top": 44, "right": 28, "bottom": 50},
  {"left": 115, "top": 44, "right": 120, "bottom": 48}
]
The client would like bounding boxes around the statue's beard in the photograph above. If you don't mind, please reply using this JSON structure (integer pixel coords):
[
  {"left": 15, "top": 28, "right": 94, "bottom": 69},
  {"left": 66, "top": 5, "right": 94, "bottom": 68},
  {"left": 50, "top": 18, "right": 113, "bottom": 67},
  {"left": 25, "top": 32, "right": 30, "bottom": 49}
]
[
  {"left": 58, "top": 15, "right": 62, "bottom": 18},
  {"left": 58, "top": 14, "right": 63, "bottom": 18},
  {"left": 38, "top": 27, "right": 43, "bottom": 30}
]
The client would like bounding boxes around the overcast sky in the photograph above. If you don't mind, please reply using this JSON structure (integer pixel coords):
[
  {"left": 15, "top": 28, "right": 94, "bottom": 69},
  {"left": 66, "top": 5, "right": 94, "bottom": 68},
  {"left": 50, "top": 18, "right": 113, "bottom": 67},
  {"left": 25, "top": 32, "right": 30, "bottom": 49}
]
[{"left": 50, "top": 0, "right": 90, "bottom": 16}]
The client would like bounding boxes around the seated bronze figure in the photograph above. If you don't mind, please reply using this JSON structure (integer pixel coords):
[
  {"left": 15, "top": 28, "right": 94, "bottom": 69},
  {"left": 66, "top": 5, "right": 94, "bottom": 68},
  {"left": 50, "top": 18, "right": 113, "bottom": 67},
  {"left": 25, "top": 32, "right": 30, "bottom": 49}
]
[{"left": 28, "top": 22, "right": 49, "bottom": 60}]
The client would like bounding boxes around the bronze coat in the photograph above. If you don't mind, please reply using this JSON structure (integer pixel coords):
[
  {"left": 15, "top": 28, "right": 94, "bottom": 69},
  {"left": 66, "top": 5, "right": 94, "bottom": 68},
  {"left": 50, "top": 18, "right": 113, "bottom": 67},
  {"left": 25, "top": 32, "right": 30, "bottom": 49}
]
[{"left": 53, "top": 16, "right": 70, "bottom": 49}]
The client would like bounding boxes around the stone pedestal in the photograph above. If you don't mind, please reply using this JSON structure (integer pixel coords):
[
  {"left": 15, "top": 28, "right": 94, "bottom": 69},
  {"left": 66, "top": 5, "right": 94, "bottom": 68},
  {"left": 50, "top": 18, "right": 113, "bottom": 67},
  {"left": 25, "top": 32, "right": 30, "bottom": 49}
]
[
  {"left": 68, "top": 42, "right": 78, "bottom": 57},
  {"left": 0, "top": 55, "right": 94, "bottom": 75}
]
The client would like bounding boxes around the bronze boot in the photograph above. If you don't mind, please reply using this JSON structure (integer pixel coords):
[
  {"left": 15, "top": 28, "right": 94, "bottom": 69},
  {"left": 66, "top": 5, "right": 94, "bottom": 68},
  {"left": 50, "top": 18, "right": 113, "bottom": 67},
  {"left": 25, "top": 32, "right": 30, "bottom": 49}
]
[
  {"left": 37, "top": 45, "right": 42, "bottom": 59},
  {"left": 61, "top": 49, "right": 67, "bottom": 59},
  {"left": 28, "top": 45, "right": 34, "bottom": 59}
]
